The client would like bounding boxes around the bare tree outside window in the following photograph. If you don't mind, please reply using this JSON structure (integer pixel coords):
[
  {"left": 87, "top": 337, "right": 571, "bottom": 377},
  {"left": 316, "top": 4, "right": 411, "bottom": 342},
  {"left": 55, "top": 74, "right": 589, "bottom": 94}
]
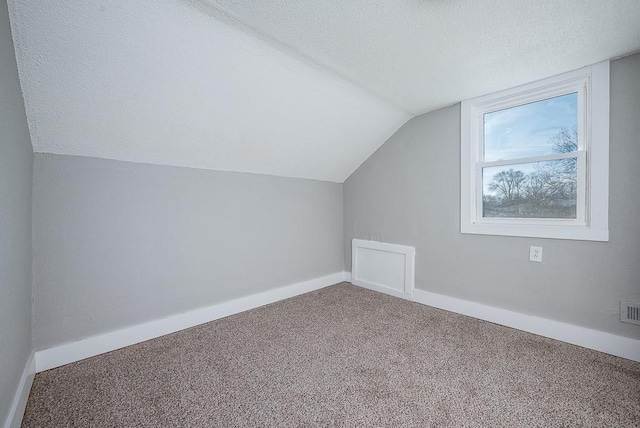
[
  {"left": 488, "top": 169, "right": 526, "bottom": 201},
  {"left": 483, "top": 127, "right": 578, "bottom": 218}
]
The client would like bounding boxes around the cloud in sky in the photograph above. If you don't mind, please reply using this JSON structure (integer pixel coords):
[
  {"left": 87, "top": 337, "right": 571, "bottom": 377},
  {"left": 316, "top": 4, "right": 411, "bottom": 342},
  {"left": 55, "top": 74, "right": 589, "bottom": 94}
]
[{"left": 483, "top": 92, "right": 578, "bottom": 162}]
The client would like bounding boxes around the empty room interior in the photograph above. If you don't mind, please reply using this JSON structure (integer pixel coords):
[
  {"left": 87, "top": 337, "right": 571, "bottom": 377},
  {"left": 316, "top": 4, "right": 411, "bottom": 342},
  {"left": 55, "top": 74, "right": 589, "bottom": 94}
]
[{"left": 2, "top": 0, "right": 640, "bottom": 426}]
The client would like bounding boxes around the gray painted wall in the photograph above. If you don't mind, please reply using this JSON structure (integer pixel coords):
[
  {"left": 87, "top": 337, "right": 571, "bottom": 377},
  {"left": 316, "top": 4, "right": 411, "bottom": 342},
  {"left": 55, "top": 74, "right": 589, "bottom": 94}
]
[
  {"left": 0, "top": 0, "right": 33, "bottom": 423},
  {"left": 32, "top": 154, "right": 344, "bottom": 350},
  {"left": 344, "top": 54, "right": 640, "bottom": 339}
]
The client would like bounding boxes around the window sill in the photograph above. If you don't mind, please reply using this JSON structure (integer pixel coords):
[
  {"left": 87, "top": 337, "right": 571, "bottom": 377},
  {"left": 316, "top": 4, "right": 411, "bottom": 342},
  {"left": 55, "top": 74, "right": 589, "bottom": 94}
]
[{"left": 461, "top": 223, "right": 609, "bottom": 242}]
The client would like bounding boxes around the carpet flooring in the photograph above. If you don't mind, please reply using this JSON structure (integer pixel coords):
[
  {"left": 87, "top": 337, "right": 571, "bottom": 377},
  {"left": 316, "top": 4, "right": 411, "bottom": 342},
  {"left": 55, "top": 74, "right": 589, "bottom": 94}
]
[{"left": 22, "top": 283, "right": 640, "bottom": 427}]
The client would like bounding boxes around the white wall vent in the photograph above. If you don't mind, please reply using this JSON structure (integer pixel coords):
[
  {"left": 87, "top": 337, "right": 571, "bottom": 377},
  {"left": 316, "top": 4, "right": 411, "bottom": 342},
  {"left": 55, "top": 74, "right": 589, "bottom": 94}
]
[
  {"left": 620, "top": 301, "right": 640, "bottom": 326},
  {"left": 351, "top": 239, "right": 415, "bottom": 300}
]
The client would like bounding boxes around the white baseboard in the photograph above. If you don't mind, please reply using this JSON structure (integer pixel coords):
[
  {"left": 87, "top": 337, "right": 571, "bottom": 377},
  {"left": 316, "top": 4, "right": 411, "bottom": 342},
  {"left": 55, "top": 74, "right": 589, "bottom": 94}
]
[
  {"left": 35, "top": 272, "right": 348, "bottom": 373},
  {"left": 345, "top": 273, "right": 639, "bottom": 362},
  {"left": 412, "top": 289, "right": 640, "bottom": 362},
  {"left": 4, "top": 353, "right": 35, "bottom": 428}
]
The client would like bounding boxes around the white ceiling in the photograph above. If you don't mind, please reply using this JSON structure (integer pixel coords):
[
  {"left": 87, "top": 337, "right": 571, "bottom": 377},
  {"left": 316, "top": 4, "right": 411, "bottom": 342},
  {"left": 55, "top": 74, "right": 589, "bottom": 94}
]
[
  {"left": 7, "top": 0, "right": 410, "bottom": 183},
  {"left": 8, "top": 0, "right": 640, "bottom": 182},
  {"left": 207, "top": 0, "right": 640, "bottom": 114}
]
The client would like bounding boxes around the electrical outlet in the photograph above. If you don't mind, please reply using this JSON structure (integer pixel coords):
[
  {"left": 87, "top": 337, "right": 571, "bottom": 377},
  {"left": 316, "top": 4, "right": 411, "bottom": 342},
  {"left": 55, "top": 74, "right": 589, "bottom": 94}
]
[{"left": 529, "top": 246, "right": 543, "bottom": 262}]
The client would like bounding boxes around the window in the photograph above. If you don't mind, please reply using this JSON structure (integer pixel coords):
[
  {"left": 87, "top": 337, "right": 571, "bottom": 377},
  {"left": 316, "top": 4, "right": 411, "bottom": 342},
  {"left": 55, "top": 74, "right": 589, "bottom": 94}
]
[{"left": 461, "top": 61, "right": 609, "bottom": 241}]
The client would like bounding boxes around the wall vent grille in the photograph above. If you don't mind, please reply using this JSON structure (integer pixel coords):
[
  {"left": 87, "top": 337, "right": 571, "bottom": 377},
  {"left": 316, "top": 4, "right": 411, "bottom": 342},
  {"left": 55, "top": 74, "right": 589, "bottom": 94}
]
[{"left": 620, "top": 301, "right": 640, "bottom": 325}]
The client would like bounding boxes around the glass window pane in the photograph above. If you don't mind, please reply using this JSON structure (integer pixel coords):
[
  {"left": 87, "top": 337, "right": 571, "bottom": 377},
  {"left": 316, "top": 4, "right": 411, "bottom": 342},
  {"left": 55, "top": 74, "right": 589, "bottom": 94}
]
[
  {"left": 483, "top": 93, "right": 578, "bottom": 162},
  {"left": 482, "top": 158, "right": 577, "bottom": 219}
]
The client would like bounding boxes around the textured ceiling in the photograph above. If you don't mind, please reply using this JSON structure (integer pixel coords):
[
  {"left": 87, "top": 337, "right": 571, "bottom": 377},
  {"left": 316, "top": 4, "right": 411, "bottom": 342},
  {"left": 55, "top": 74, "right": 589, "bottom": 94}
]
[
  {"left": 7, "top": 0, "right": 410, "bottom": 182},
  {"left": 206, "top": 0, "right": 640, "bottom": 114},
  {"left": 7, "top": 0, "right": 640, "bottom": 182}
]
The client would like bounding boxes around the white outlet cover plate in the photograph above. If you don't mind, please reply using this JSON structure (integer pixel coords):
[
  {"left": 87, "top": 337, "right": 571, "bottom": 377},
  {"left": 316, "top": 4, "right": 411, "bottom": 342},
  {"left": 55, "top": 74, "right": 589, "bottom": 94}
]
[{"left": 529, "top": 246, "right": 543, "bottom": 262}]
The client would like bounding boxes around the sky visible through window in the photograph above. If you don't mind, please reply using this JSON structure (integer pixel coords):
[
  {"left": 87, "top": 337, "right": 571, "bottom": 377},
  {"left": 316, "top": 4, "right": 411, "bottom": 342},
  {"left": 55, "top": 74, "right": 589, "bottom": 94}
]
[{"left": 483, "top": 92, "right": 578, "bottom": 162}]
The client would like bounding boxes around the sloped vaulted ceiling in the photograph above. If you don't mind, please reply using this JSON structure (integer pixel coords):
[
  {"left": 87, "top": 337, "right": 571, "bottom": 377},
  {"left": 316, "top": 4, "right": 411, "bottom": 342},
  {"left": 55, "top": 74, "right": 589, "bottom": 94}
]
[
  {"left": 208, "top": 0, "right": 640, "bottom": 114},
  {"left": 7, "top": 0, "right": 411, "bottom": 183},
  {"left": 7, "top": 0, "right": 640, "bottom": 182}
]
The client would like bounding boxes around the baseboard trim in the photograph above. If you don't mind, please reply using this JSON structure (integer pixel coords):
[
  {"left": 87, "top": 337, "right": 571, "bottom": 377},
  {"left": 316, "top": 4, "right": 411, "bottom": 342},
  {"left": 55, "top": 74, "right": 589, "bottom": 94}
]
[
  {"left": 346, "top": 275, "right": 639, "bottom": 362},
  {"left": 4, "top": 353, "right": 35, "bottom": 428},
  {"left": 35, "top": 272, "right": 348, "bottom": 373},
  {"left": 340, "top": 271, "right": 351, "bottom": 282},
  {"left": 411, "top": 289, "right": 640, "bottom": 362}
]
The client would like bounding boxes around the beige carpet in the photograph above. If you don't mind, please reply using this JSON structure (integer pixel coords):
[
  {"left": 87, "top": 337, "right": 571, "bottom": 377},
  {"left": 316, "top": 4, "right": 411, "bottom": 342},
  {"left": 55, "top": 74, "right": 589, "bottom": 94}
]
[{"left": 23, "top": 283, "right": 640, "bottom": 427}]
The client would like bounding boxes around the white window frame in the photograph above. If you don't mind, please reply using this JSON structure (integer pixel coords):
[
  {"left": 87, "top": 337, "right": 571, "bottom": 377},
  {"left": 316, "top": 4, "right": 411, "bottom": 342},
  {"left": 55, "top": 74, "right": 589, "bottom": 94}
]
[{"left": 461, "top": 61, "right": 609, "bottom": 241}]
